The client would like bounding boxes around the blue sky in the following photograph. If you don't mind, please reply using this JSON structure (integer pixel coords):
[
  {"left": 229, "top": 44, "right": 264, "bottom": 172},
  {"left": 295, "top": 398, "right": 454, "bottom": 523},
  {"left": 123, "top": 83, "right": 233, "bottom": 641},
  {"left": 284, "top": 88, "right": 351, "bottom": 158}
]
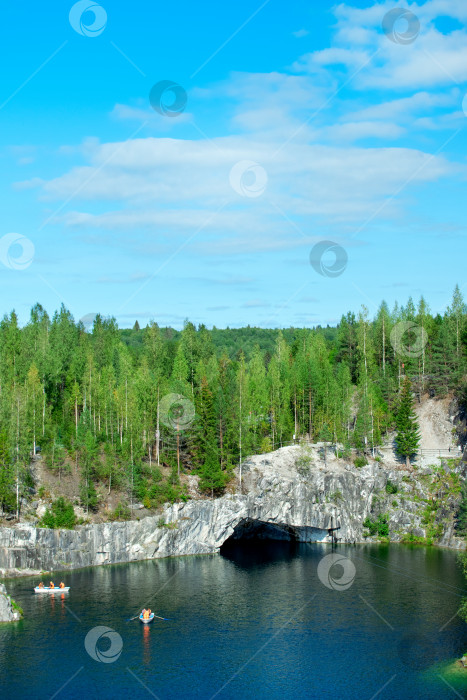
[{"left": 0, "top": 0, "right": 466, "bottom": 329}]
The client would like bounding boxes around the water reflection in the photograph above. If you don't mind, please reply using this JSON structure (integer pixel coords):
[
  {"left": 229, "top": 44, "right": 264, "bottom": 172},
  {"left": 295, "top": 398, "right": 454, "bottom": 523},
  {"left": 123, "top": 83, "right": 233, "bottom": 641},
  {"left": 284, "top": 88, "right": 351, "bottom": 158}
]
[
  {"left": 221, "top": 538, "right": 301, "bottom": 568},
  {"left": 142, "top": 624, "right": 151, "bottom": 665},
  {"left": 2, "top": 545, "right": 467, "bottom": 700}
]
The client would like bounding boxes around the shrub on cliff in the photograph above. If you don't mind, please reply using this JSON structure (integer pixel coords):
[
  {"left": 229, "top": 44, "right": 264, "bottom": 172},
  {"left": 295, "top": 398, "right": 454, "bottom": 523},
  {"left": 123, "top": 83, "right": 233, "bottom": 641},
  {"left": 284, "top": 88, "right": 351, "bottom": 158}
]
[
  {"left": 455, "top": 484, "right": 467, "bottom": 536},
  {"left": 354, "top": 456, "right": 368, "bottom": 468},
  {"left": 108, "top": 502, "right": 131, "bottom": 521},
  {"left": 363, "top": 513, "right": 389, "bottom": 537},
  {"left": 39, "top": 497, "right": 77, "bottom": 529}
]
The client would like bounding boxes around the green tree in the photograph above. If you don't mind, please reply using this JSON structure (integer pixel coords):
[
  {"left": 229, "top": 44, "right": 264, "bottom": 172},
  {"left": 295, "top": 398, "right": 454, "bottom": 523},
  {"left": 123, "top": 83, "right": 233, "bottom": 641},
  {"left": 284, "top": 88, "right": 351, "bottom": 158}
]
[
  {"left": 40, "top": 497, "right": 77, "bottom": 529},
  {"left": 195, "top": 377, "right": 227, "bottom": 496},
  {"left": 0, "top": 431, "right": 15, "bottom": 514},
  {"left": 79, "top": 427, "right": 99, "bottom": 512},
  {"left": 395, "top": 378, "right": 421, "bottom": 469},
  {"left": 455, "top": 485, "right": 467, "bottom": 536}
]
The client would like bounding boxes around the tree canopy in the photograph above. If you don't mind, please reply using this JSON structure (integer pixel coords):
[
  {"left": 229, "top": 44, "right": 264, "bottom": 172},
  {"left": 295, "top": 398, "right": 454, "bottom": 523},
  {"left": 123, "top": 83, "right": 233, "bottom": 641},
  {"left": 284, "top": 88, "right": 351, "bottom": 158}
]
[{"left": 0, "top": 287, "right": 466, "bottom": 516}]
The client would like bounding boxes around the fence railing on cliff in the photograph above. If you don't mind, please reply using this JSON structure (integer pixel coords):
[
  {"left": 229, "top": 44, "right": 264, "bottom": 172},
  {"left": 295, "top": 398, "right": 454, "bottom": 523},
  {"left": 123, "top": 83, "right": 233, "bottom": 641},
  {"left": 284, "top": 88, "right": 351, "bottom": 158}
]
[{"left": 265, "top": 441, "right": 463, "bottom": 459}]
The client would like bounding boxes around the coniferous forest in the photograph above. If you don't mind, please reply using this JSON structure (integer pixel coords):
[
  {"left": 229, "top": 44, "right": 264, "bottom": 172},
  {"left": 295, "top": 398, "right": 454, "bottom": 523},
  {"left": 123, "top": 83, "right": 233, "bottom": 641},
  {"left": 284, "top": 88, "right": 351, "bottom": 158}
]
[{"left": 0, "top": 286, "right": 466, "bottom": 520}]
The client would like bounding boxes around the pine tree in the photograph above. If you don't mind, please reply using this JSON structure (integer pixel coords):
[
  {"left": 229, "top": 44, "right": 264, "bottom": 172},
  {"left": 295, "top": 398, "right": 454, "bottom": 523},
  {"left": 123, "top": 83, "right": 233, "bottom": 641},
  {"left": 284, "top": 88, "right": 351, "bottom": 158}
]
[
  {"left": 395, "top": 378, "right": 421, "bottom": 469},
  {"left": 196, "top": 377, "right": 227, "bottom": 496},
  {"left": 0, "top": 430, "right": 15, "bottom": 514},
  {"left": 171, "top": 342, "right": 189, "bottom": 387},
  {"left": 78, "top": 428, "right": 99, "bottom": 512}
]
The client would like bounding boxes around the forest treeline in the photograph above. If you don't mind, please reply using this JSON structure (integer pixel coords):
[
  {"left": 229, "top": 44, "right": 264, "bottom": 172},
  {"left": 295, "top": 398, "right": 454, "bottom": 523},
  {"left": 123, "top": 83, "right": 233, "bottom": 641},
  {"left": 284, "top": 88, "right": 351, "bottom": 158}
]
[{"left": 0, "top": 286, "right": 466, "bottom": 516}]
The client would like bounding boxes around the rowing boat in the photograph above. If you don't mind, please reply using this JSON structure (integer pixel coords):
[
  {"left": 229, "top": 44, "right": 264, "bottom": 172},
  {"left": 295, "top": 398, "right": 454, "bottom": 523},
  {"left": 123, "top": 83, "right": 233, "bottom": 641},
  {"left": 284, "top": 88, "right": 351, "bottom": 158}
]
[
  {"left": 139, "top": 613, "right": 155, "bottom": 624},
  {"left": 34, "top": 587, "right": 70, "bottom": 593}
]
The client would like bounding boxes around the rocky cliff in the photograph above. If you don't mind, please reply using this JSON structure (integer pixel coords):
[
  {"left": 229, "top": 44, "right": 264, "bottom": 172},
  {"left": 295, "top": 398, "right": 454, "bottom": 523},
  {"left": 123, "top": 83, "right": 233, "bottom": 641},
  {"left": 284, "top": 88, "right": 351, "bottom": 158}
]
[
  {"left": 0, "top": 444, "right": 465, "bottom": 577},
  {"left": 0, "top": 584, "right": 21, "bottom": 622}
]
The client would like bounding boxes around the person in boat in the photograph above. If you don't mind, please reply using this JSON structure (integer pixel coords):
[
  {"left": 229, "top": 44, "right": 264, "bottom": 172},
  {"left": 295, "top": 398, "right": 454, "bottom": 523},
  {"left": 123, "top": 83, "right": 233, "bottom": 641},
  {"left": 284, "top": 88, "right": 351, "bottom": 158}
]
[
  {"left": 142, "top": 609, "right": 151, "bottom": 620},
  {"left": 38, "top": 582, "right": 44, "bottom": 589},
  {"left": 49, "top": 581, "right": 55, "bottom": 589},
  {"left": 59, "top": 582, "right": 65, "bottom": 589}
]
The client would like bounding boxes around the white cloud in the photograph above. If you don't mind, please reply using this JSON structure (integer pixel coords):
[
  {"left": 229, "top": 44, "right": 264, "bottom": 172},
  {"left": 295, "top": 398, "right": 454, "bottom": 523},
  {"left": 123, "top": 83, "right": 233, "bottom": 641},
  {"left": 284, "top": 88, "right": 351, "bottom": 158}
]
[
  {"left": 97, "top": 272, "right": 151, "bottom": 284},
  {"left": 111, "top": 103, "right": 193, "bottom": 128},
  {"left": 293, "top": 29, "right": 309, "bottom": 38},
  {"left": 297, "top": 1, "right": 467, "bottom": 91},
  {"left": 242, "top": 299, "right": 271, "bottom": 308},
  {"left": 322, "top": 120, "right": 405, "bottom": 141},
  {"left": 20, "top": 132, "right": 458, "bottom": 257},
  {"left": 17, "top": 1, "right": 466, "bottom": 264}
]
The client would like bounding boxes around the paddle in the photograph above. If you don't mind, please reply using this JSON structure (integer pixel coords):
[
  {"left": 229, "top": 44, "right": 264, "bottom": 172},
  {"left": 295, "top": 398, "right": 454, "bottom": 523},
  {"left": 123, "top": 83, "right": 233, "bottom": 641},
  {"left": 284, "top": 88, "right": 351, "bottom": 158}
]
[{"left": 126, "top": 613, "right": 171, "bottom": 622}]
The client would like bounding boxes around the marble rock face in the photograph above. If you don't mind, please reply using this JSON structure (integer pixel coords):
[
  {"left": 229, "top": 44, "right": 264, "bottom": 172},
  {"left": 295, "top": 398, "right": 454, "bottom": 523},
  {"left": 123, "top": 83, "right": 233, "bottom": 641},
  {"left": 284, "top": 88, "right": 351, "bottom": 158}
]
[
  {"left": 0, "top": 583, "right": 21, "bottom": 622},
  {"left": 0, "top": 445, "right": 464, "bottom": 577}
]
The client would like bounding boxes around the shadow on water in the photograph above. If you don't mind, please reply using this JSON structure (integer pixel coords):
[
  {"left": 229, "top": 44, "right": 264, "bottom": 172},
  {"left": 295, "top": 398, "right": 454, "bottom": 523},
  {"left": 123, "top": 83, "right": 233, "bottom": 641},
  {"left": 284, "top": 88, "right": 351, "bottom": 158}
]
[
  {"left": 3, "top": 543, "right": 467, "bottom": 699},
  {"left": 220, "top": 538, "right": 302, "bottom": 569}
]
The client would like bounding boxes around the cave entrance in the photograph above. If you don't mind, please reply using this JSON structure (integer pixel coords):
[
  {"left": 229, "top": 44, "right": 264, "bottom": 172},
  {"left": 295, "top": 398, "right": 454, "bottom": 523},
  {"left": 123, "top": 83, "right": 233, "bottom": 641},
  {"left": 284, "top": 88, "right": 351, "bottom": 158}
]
[
  {"left": 219, "top": 519, "right": 302, "bottom": 565},
  {"left": 219, "top": 518, "right": 333, "bottom": 555},
  {"left": 222, "top": 518, "right": 300, "bottom": 546}
]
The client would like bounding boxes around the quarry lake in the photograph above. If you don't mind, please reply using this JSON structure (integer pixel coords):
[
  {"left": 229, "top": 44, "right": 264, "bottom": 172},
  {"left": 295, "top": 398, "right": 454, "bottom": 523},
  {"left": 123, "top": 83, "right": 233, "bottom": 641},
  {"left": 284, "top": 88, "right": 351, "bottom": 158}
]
[{"left": 2, "top": 542, "right": 467, "bottom": 700}]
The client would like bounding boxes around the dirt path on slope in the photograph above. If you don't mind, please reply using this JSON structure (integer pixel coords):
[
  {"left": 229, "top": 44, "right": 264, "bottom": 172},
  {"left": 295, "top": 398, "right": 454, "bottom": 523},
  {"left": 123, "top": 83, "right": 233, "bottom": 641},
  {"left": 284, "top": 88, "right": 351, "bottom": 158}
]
[{"left": 415, "top": 396, "right": 456, "bottom": 450}]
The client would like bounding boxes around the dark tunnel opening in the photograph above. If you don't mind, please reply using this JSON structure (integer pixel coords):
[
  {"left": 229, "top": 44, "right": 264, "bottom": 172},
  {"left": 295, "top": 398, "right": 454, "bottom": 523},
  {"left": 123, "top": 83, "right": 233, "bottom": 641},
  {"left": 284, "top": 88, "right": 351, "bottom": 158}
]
[{"left": 220, "top": 519, "right": 300, "bottom": 547}]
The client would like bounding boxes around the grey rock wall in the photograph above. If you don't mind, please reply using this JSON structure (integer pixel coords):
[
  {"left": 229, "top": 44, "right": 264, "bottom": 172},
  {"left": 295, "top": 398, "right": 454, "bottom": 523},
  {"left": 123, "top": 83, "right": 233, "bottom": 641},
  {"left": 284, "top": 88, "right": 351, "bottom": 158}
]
[
  {"left": 0, "top": 583, "right": 21, "bottom": 622},
  {"left": 0, "top": 445, "right": 464, "bottom": 577}
]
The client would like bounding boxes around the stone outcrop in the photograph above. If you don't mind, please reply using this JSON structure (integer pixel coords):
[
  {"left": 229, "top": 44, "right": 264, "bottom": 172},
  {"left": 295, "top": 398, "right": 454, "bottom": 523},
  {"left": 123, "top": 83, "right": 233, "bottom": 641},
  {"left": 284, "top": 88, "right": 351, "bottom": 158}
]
[
  {"left": 0, "top": 445, "right": 464, "bottom": 577},
  {"left": 0, "top": 584, "right": 21, "bottom": 622}
]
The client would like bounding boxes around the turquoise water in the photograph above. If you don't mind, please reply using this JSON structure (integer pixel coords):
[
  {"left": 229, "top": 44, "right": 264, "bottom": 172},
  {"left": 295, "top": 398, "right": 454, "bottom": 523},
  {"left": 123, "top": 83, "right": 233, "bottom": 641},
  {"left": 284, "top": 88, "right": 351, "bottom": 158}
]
[{"left": 1, "top": 542, "right": 467, "bottom": 699}]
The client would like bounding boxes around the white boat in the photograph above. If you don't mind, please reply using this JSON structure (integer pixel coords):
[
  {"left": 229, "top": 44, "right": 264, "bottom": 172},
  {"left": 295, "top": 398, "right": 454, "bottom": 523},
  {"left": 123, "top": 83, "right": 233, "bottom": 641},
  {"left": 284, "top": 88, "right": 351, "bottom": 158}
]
[
  {"left": 139, "top": 613, "right": 155, "bottom": 624},
  {"left": 34, "top": 586, "right": 70, "bottom": 593}
]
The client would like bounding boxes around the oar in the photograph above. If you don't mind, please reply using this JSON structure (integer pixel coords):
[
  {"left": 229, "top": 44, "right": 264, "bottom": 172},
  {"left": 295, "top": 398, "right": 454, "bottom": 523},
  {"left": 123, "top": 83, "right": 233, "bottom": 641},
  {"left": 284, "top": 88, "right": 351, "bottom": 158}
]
[{"left": 126, "top": 613, "right": 171, "bottom": 622}]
